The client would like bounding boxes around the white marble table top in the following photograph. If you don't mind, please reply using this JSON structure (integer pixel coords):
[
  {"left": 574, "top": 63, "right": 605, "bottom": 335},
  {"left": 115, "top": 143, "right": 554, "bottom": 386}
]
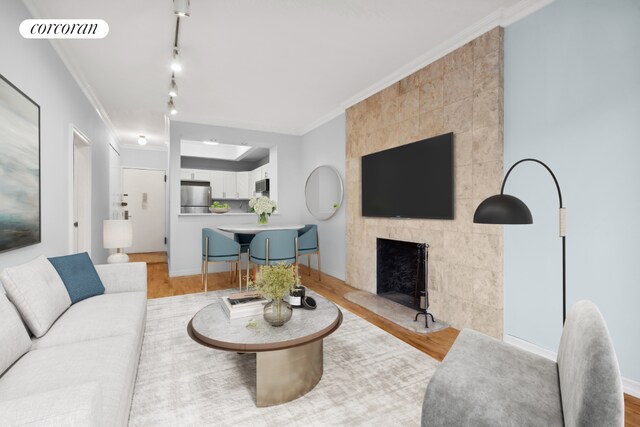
[
  {"left": 217, "top": 223, "right": 305, "bottom": 234},
  {"left": 189, "top": 291, "right": 342, "bottom": 352}
]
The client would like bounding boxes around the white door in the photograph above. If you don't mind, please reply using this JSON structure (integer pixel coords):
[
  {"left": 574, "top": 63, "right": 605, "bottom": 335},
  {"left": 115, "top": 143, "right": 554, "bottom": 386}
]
[
  {"left": 222, "top": 171, "right": 237, "bottom": 199},
  {"left": 72, "top": 131, "right": 91, "bottom": 253},
  {"left": 108, "top": 145, "right": 122, "bottom": 219},
  {"left": 236, "top": 172, "right": 250, "bottom": 199},
  {"left": 210, "top": 171, "right": 224, "bottom": 199},
  {"left": 122, "top": 169, "right": 166, "bottom": 253}
]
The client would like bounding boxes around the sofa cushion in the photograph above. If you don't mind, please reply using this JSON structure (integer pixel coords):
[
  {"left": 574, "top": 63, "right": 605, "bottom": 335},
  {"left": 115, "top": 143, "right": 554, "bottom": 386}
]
[
  {"left": 0, "top": 293, "right": 31, "bottom": 375},
  {"left": 31, "top": 291, "right": 147, "bottom": 350},
  {"left": 0, "top": 256, "right": 71, "bottom": 338},
  {"left": 0, "top": 335, "right": 141, "bottom": 427},
  {"left": 48, "top": 252, "right": 105, "bottom": 304},
  {"left": 422, "top": 329, "right": 563, "bottom": 427},
  {"left": 557, "top": 300, "right": 624, "bottom": 426},
  {"left": 0, "top": 382, "right": 102, "bottom": 427}
]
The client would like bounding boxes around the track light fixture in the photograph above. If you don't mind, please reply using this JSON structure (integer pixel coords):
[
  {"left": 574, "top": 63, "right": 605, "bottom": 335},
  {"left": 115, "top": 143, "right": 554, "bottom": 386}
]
[
  {"left": 168, "top": 98, "right": 177, "bottom": 115},
  {"left": 170, "top": 48, "right": 182, "bottom": 72},
  {"left": 174, "top": 0, "right": 190, "bottom": 18},
  {"left": 169, "top": 78, "right": 178, "bottom": 97},
  {"left": 137, "top": 135, "right": 147, "bottom": 146}
]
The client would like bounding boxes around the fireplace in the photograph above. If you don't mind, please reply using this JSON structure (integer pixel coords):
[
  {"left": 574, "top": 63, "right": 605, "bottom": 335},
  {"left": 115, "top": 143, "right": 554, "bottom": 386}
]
[{"left": 376, "top": 238, "right": 427, "bottom": 310}]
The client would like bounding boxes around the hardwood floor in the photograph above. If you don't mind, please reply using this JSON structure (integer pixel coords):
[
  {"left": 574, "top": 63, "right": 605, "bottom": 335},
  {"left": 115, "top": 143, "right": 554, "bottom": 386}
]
[{"left": 135, "top": 252, "right": 640, "bottom": 426}]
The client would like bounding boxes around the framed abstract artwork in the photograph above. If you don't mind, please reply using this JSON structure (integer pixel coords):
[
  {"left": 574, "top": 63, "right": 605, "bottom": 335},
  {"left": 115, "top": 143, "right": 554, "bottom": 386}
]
[{"left": 0, "top": 73, "right": 41, "bottom": 253}]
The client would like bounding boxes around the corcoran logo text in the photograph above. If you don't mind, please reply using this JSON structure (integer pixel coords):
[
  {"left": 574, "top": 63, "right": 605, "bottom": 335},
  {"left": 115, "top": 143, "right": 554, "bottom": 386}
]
[{"left": 19, "top": 19, "right": 109, "bottom": 39}]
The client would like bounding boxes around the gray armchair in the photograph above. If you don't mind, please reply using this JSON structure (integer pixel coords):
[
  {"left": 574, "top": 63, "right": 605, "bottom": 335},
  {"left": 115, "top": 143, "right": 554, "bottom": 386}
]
[{"left": 422, "top": 300, "right": 624, "bottom": 426}]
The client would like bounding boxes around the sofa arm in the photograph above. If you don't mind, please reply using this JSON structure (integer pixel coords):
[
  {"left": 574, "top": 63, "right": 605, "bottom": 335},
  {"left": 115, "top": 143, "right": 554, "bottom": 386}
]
[
  {"left": 0, "top": 382, "right": 102, "bottom": 426},
  {"left": 95, "top": 262, "right": 147, "bottom": 294}
]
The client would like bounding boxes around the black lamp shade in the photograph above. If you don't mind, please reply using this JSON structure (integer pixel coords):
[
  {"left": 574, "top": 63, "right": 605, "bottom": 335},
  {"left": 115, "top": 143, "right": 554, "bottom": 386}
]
[{"left": 473, "top": 194, "right": 533, "bottom": 224}]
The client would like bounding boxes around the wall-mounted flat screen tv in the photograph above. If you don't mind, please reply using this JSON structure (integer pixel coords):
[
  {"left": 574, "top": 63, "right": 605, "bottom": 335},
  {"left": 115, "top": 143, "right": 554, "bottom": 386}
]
[{"left": 361, "top": 132, "right": 454, "bottom": 219}]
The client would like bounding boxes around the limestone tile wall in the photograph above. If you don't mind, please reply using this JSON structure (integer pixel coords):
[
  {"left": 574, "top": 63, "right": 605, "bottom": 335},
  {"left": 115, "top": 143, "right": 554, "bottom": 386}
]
[{"left": 346, "top": 28, "right": 504, "bottom": 338}]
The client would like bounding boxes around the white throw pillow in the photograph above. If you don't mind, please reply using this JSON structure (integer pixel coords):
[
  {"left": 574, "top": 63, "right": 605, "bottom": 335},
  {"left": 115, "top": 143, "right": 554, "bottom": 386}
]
[
  {"left": 0, "top": 292, "right": 31, "bottom": 374},
  {"left": 0, "top": 256, "right": 71, "bottom": 337}
]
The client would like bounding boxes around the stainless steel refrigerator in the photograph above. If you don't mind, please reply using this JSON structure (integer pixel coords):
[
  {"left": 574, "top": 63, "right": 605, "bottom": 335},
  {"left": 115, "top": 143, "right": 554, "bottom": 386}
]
[{"left": 180, "top": 181, "right": 211, "bottom": 213}]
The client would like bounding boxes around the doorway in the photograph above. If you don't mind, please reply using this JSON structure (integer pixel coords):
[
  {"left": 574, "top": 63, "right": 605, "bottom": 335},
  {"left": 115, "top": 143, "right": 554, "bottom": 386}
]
[
  {"left": 72, "top": 128, "right": 91, "bottom": 254},
  {"left": 122, "top": 168, "right": 166, "bottom": 253}
]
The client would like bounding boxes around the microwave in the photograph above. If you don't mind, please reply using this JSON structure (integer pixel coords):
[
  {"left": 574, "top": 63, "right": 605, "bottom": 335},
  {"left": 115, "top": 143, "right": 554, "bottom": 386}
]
[{"left": 255, "top": 178, "right": 269, "bottom": 193}]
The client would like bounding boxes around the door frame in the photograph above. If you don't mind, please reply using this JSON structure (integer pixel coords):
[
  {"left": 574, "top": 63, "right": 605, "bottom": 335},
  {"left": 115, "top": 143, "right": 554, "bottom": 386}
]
[
  {"left": 68, "top": 125, "right": 92, "bottom": 254},
  {"left": 121, "top": 166, "right": 168, "bottom": 252}
]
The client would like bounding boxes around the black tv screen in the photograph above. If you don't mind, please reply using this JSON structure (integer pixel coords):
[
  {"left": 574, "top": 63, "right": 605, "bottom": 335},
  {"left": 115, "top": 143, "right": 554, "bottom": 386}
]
[{"left": 361, "top": 132, "right": 454, "bottom": 219}]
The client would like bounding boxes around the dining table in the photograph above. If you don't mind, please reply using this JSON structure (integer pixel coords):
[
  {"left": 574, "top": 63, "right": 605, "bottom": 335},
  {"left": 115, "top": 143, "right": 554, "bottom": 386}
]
[{"left": 216, "top": 223, "right": 305, "bottom": 234}]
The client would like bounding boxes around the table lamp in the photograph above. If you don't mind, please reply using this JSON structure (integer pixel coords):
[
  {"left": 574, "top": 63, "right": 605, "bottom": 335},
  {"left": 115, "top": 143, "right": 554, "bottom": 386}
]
[
  {"left": 103, "top": 219, "right": 133, "bottom": 264},
  {"left": 473, "top": 158, "right": 567, "bottom": 323}
]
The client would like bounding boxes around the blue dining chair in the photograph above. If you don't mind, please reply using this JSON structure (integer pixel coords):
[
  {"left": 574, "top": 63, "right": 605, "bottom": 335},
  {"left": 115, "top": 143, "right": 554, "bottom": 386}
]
[
  {"left": 202, "top": 228, "right": 241, "bottom": 294},
  {"left": 297, "top": 224, "right": 321, "bottom": 280},
  {"left": 247, "top": 230, "right": 298, "bottom": 287}
]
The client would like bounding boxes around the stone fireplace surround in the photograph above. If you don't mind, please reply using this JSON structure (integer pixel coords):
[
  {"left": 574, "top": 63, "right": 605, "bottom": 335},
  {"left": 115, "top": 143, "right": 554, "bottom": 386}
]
[{"left": 346, "top": 27, "right": 504, "bottom": 338}]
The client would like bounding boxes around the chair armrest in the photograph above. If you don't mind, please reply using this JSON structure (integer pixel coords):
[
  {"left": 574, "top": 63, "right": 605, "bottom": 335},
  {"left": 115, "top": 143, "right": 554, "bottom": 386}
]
[
  {"left": 95, "top": 262, "right": 147, "bottom": 294},
  {"left": 0, "top": 382, "right": 102, "bottom": 426}
]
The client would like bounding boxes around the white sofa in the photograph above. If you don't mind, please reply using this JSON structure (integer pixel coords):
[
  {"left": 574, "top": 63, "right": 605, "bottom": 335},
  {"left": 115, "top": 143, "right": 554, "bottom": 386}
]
[{"left": 0, "top": 262, "right": 147, "bottom": 427}]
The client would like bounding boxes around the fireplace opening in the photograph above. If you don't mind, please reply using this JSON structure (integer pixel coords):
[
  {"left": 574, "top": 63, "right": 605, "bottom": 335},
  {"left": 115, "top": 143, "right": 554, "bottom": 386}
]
[{"left": 376, "top": 238, "right": 427, "bottom": 310}]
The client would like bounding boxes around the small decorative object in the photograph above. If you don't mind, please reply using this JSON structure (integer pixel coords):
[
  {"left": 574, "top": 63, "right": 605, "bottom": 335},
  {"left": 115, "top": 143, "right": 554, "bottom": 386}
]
[
  {"left": 210, "top": 201, "right": 231, "bottom": 213},
  {"left": 249, "top": 196, "right": 277, "bottom": 225},
  {"left": 288, "top": 284, "right": 305, "bottom": 308},
  {"left": 103, "top": 220, "right": 133, "bottom": 263},
  {"left": 250, "top": 264, "right": 297, "bottom": 327},
  {"left": 0, "top": 73, "right": 41, "bottom": 253}
]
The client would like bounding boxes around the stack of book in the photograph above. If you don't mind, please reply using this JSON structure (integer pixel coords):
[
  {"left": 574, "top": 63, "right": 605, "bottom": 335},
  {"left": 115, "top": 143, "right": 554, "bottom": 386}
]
[{"left": 219, "top": 291, "right": 268, "bottom": 319}]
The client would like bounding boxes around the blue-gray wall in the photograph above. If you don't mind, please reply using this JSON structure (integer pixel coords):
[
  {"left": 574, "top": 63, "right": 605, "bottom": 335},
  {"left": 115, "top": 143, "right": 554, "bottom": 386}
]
[{"left": 504, "top": 0, "right": 640, "bottom": 381}]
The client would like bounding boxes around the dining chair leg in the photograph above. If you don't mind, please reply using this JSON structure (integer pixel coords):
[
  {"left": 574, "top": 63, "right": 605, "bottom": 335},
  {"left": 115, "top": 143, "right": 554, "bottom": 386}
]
[
  {"left": 307, "top": 254, "right": 311, "bottom": 276},
  {"left": 317, "top": 251, "right": 321, "bottom": 281},
  {"left": 201, "top": 258, "right": 204, "bottom": 289},
  {"left": 205, "top": 261, "right": 209, "bottom": 295},
  {"left": 237, "top": 260, "right": 242, "bottom": 290}
]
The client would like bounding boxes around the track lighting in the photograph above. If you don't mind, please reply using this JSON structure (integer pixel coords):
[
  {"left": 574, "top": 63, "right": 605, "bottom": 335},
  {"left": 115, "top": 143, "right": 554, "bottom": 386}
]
[
  {"left": 203, "top": 139, "right": 219, "bottom": 146},
  {"left": 137, "top": 135, "right": 147, "bottom": 146},
  {"left": 173, "top": 0, "right": 190, "bottom": 18},
  {"left": 168, "top": 98, "right": 177, "bottom": 115},
  {"left": 169, "top": 78, "right": 178, "bottom": 97},
  {"left": 170, "top": 48, "right": 182, "bottom": 72}
]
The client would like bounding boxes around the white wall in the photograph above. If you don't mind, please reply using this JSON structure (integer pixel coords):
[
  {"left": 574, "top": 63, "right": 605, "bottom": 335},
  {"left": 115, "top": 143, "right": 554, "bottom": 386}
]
[
  {"left": 299, "top": 114, "right": 347, "bottom": 280},
  {"left": 168, "top": 121, "right": 301, "bottom": 276},
  {"left": 0, "top": 2, "right": 117, "bottom": 269},
  {"left": 504, "top": 0, "right": 640, "bottom": 382},
  {"left": 120, "top": 146, "right": 168, "bottom": 171}
]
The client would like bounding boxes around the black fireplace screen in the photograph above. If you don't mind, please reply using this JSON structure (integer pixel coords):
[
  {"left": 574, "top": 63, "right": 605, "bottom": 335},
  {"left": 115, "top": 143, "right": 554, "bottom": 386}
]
[{"left": 376, "top": 238, "right": 427, "bottom": 310}]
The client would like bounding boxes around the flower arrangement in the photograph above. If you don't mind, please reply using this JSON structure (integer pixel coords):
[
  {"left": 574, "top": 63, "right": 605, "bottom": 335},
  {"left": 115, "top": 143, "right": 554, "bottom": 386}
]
[
  {"left": 250, "top": 263, "right": 297, "bottom": 300},
  {"left": 249, "top": 196, "right": 277, "bottom": 225}
]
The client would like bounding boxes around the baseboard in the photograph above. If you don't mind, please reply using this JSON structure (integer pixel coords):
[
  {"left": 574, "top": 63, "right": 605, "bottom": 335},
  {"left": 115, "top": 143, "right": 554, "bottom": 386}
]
[{"left": 504, "top": 334, "right": 640, "bottom": 398}]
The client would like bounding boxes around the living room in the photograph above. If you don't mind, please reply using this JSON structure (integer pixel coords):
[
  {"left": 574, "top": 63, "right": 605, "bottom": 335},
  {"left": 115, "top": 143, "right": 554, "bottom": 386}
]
[{"left": 1, "top": 0, "right": 639, "bottom": 425}]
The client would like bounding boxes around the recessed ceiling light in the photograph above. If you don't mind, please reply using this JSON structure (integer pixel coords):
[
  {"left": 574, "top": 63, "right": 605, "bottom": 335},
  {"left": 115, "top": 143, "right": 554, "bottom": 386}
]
[
  {"left": 137, "top": 135, "right": 147, "bottom": 146},
  {"left": 170, "top": 48, "right": 182, "bottom": 72},
  {"left": 169, "top": 78, "right": 178, "bottom": 97},
  {"left": 174, "top": 0, "right": 190, "bottom": 17},
  {"left": 168, "top": 98, "right": 178, "bottom": 115},
  {"left": 203, "top": 139, "right": 219, "bottom": 145}
]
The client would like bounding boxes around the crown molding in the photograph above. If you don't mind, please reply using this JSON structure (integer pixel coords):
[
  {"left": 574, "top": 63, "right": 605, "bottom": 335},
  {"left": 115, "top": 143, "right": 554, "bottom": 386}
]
[{"left": 22, "top": 1, "right": 122, "bottom": 151}]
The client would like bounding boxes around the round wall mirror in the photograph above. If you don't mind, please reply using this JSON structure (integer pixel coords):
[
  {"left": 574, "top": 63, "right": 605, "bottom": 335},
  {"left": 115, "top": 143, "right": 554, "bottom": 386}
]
[{"left": 305, "top": 165, "right": 343, "bottom": 220}]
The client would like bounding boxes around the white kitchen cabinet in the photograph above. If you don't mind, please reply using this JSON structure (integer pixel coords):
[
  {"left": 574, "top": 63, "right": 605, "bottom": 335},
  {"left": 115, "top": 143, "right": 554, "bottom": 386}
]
[
  {"left": 181, "top": 168, "right": 210, "bottom": 181},
  {"left": 222, "top": 171, "right": 237, "bottom": 199},
  {"left": 210, "top": 171, "right": 224, "bottom": 199},
  {"left": 236, "top": 172, "right": 250, "bottom": 199}
]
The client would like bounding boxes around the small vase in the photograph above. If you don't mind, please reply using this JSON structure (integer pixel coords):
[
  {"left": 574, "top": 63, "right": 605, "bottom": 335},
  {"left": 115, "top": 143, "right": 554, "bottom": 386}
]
[
  {"left": 263, "top": 297, "right": 292, "bottom": 327},
  {"left": 258, "top": 213, "right": 269, "bottom": 225}
]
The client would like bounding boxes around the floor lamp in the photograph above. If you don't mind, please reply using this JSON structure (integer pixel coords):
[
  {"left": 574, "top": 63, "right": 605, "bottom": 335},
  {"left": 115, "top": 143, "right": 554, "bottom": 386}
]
[{"left": 473, "top": 158, "right": 567, "bottom": 323}]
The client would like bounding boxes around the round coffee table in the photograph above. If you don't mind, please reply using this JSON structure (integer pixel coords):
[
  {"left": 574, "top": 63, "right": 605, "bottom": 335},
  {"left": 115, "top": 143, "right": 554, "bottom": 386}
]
[{"left": 187, "top": 292, "right": 342, "bottom": 407}]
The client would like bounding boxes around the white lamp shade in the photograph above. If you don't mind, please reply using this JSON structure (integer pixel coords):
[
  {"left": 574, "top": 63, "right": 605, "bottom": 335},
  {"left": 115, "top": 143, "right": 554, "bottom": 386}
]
[{"left": 103, "top": 220, "right": 133, "bottom": 249}]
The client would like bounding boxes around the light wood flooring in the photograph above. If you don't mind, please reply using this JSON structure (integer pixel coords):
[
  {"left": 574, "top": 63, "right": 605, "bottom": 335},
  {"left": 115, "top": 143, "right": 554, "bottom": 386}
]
[{"left": 135, "top": 251, "right": 640, "bottom": 426}]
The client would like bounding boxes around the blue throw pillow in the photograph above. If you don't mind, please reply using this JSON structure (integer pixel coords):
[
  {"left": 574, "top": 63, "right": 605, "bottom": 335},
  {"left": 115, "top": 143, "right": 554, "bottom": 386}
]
[{"left": 48, "top": 252, "right": 105, "bottom": 304}]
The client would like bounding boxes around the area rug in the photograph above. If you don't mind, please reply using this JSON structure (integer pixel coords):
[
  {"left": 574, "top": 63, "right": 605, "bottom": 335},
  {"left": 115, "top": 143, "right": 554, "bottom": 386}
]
[
  {"left": 344, "top": 291, "right": 448, "bottom": 334},
  {"left": 129, "top": 290, "right": 439, "bottom": 426}
]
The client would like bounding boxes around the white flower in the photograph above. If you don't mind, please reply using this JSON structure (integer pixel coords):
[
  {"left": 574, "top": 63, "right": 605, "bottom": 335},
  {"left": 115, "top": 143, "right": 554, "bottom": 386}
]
[{"left": 249, "top": 196, "right": 277, "bottom": 215}]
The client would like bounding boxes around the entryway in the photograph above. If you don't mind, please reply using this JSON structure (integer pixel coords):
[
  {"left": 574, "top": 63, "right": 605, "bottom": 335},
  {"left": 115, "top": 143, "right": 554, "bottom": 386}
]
[{"left": 122, "top": 168, "right": 166, "bottom": 254}]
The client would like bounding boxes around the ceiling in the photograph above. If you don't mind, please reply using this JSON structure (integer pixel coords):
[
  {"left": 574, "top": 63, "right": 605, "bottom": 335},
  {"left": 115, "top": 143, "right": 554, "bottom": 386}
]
[{"left": 24, "top": 0, "right": 547, "bottom": 148}]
